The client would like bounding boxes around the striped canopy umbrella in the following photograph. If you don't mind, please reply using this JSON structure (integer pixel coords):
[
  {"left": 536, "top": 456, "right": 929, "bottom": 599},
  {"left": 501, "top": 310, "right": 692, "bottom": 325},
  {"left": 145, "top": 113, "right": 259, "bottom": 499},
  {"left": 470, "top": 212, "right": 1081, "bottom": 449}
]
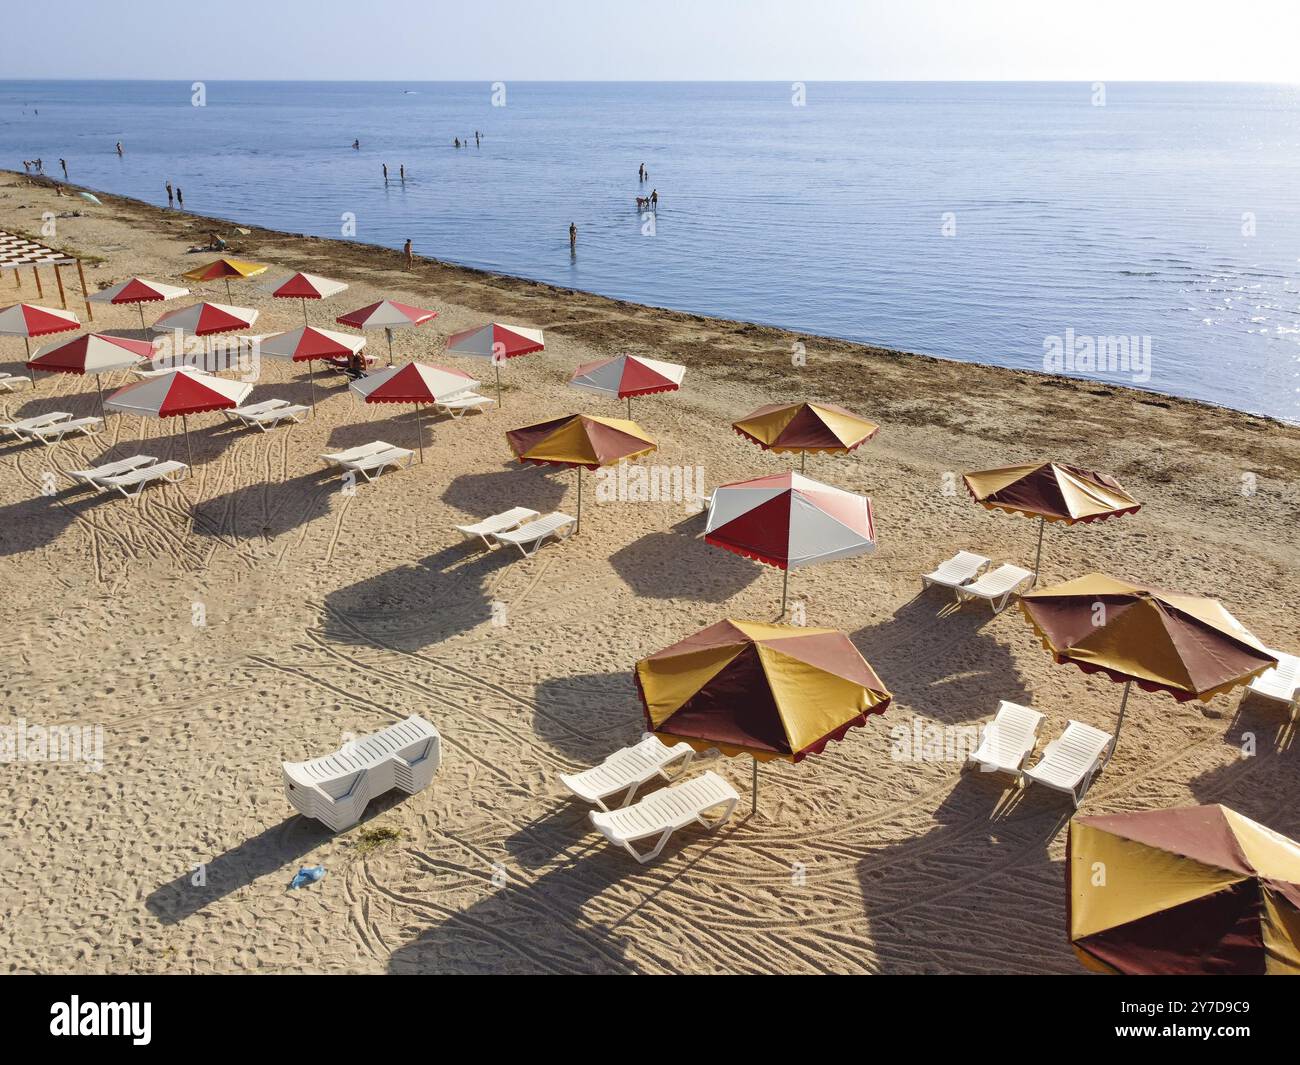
[
  {"left": 89, "top": 277, "right": 190, "bottom": 332},
  {"left": 0, "top": 302, "right": 80, "bottom": 358},
  {"left": 637, "top": 619, "right": 891, "bottom": 809},
  {"left": 349, "top": 362, "right": 479, "bottom": 461},
  {"left": 1068, "top": 804, "right": 1300, "bottom": 974},
  {"left": 1020, "top": 573, "right": 1277, "bottom": 764},
  {"left": 260, "top": 272, "right": 348, "bottom": 324},
  {"left": 106, "top": 369, "right": 252, "bottom": 468},
  {"left": 964, "top": 461, "right": 1140, "bottom": 582},
  {"left": 259, "top": 325, "right": 366, "bottom": 410},
  {"left": 570, "top": 353, "right": 685, "bottom": 418},
  {"left": 27, "top": 333, "right": 154, "bottom": 415},
  {"left": 446, "top": 322, "right": 544, "bottom": 405},
  {"left": 181, "top": 258, "right": 268, "bottom": 301},
  {"left": 336, "top": 300, "right": 437, "bottom": 366},
  {"left": 152, "top": 301, "right": 258, "bottom": 337},
  {"left": 706, "top": 471, "right": 876, "bottom": 615},
  {"left": 733, "top": 401, "right": 880, "bottom": 472},
  {"left": 506, "top": 413, "right": 655, "bottom": 533}
]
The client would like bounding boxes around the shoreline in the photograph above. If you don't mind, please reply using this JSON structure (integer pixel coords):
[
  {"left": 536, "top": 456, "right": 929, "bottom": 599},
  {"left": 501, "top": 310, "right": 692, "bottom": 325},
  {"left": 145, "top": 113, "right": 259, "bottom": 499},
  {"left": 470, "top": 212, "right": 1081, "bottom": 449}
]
[{"left": 7, "top": 169, "right": 1292, "bottom": 432}]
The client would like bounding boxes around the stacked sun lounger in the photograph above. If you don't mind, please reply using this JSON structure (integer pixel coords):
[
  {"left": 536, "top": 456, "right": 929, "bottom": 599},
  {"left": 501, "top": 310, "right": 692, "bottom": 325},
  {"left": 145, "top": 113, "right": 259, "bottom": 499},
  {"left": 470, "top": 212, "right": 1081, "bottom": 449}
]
[
  {"left": 226, "top": 398, "right": 309, "bottom": 431},
  {"left": 1245, "top": 650, "right": 1300, "bottom": 718},
  {"left": 66, "top": 455, "right": 190, "bottom": 500},
  {"left": 436, "top": 391, "right": 494, "bottom": 418},
  {"left": 282, "top": 714, "right": 442, "bottom": 832},
  {"left": 0, "top": 372, "right": 31, "bottom": 392},
  {"left": 320, "top": 440, "right": 415, "bottom": 482},
  {"left": 922, "top": 552, "right": 1036, "bottom": 613}
]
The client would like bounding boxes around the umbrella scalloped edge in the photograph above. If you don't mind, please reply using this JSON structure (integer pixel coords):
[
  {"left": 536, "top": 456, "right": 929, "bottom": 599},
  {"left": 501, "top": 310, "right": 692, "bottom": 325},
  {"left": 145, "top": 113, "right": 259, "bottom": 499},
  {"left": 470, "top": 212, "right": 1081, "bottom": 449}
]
[
  {"left": 731, "top": 424, "right": 878, "bottom": 454},
  {"left": 703, "top": 533, "right": 789, "bottom": 570}
]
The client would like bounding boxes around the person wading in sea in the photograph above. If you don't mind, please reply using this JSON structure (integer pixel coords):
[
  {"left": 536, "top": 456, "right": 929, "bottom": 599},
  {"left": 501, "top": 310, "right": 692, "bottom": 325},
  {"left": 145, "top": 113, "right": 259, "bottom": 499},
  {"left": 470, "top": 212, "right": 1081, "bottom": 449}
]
[
  {"left": 115, "top": 141, "right": 123, "bottom": 156},
  {"left": 176, "top": 187, "right": 184, "bottom": 209},
  {"left": 404, "top": 239, "right": 414, "bottom": 271},
  {"left": 569, "top": 222, "right": 577, "bottom": 251},
  {"left": 165, "top": 181, "right": 173, "bottom": 207},
  {"left": 59, "top": 158, "right": 67, "bottom": 180}
]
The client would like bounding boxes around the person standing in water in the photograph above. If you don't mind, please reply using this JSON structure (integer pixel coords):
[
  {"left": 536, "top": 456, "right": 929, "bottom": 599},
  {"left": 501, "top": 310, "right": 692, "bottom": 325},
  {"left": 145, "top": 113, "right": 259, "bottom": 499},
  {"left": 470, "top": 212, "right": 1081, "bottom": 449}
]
[
  {"left": 115, "top": 141, "right": 123, "bottom": 156},
  {"left": 59, "top": 158, "right": 67, "bottom": 180},
  {"left": 404, "top": 239, "right": 414, "bottom": 271},
  {"left": 475, "top": 131, "right": 481, "bottom": 147},
  {"left": 176, "top": 186, "right": 184, "bottom": 209},
  {"left": 399, "top": 164, "right": 405, "bottom": 182},
  {"left": 165, "top": 181, "right": 173, "bottom": 207},
  {"left": 352, "top": 139, "right": 360, "bottom": 150},
  {"left": 382, "top": 163, "right": 388, "bottom": 184},
  {"left": 569, "top": 222, "right": 577, "bottom": 251},
  {"left": 650, "top": 188, "right": 658, "bottom": 209}
]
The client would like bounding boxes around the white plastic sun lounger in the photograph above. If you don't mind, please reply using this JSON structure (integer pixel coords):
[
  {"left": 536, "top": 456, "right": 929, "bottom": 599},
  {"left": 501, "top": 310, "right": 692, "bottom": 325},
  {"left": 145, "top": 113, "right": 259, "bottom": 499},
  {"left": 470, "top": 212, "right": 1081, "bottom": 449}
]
[
  {"left": 1245, "top": 650, "right": 1300, "bottom": 718},
  {"left": 99, "top": 460, "right": 190, "bottom": 501},
  {"left": 320, "top": 440, "right": 396, "bottom": 469},
  {"left": 16, "top": 415, "right": 101, "bottom": 444},
  {"left": 560, "top": 735, "right": 696, "bottom": 811},
  {"left": 1022, "top": 720, "right": 1114, "bottom": 807},
  {"left": 339, "top": 446, "right": 415, "bottom": 482},
  {"left": 134, "top": 364, "right": 209, "bottom": 378},
  {"left": 283, "top": 714, "right": 441, "bottom": 832},
  {"left": 589, "top": 770, "right": 739, "bottom": 863},
  {"left": 67, "top": 454, "right": 159, "bottom": 490},
  {"left": 494, "top": 512, "right": 578, "bottom": 558},
  {"left": 1, "top": 411, "right": 72, "bottom": 438},
  {"left": 967, "top": 700, "right": 1044, "bottom": 778},
  {"left": 230, "top": 402, "right": 308, "bottom": 431},
  {"left": 922, "top": 551, "right": 991, "bottom": 591},
  {"left": 454, "top": 506, "right": 541, "bottom": 550},
  {"left": 223, "top": 398, "right": 288, "bottom": 420},
  {"left": 954, "top": 563, "right": 1036, "bottom": 613},
  {"left": 436, "top": 392, "right": 495, "bottom": 418},
  {"left": 0, "top": 372, "right": 31, "bottom": 392}
]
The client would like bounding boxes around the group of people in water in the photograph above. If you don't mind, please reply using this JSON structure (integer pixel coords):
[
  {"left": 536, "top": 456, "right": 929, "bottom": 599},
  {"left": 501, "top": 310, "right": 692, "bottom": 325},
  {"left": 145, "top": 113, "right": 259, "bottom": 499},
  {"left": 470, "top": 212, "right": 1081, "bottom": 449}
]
[
  {"left": 164, "top": 181, "right": 184, "bottom": 209},
  {"left": 635, "top": 162, "right": 659, "bottom": 211}
]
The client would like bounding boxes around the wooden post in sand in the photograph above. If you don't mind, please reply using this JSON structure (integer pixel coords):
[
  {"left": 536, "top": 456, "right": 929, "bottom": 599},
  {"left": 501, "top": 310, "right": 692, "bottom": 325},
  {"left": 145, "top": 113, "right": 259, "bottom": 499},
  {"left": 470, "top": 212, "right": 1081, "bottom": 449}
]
[
  {"left": 75, "top": 258, "right": 93, "bottom": 322},
  {"left": 31, "top": 266, "right": 43, "bottom": 298},
  {"left": 53, "top": 264, "right": 68, "bottom": 309}
]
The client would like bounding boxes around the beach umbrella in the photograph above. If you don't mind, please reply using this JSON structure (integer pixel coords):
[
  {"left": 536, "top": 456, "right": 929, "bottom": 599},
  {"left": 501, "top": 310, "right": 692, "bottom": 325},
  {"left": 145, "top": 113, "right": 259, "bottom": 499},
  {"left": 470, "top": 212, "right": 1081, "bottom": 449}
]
[
  {"left": 1068, "top": 804, "right": 1300, "bottom": 974},
  {"left": 636, "top": 619, "right": 891, "bottom": 810},
  {"left": 349, "top": 362, "right": 479, "bottom": 461},
  {"left": 105, "top": 369, "right": 251, "bottom": 468},
  {"left": 505, "top": 413, "right": 655, "bottom": 533},
  {"left": 152, "top": 302, "right": 259, "bottom": 370},
  {"left": 570, "top": 353, "right": 685, "bottom": 418},
  {"left": 259, "top": 325, "right": 366, "bottom": 410},
  {"left": 446, "top": 322, "right": 544, "bottom": 405},
  {"left": 1020, "top": 573, "right": 1277, "bottom": 765},
  {"left": 964, "top": 461, "right": 1140, "bottom": 583},
  {"left": 89, "top": 277, "right": 190, "bottom": 333},
  {"left": 260, "top": 272, "right": 348, "bottom": 325},
  {"left": 27, "top": 333, "right": 154, "bottom": 416},
  {"left": 181, "top": 258, "right": 268, "bottom": 301},
  {"left": 0, "top": 302, "right": 79, "bottom": 359},
  {"left": 733, "top": 401, "right": 880, "bottom": 472},
  {"left": 336, "top": 300, "right": 437, "bottom": 366},
  {"left": 706, "top": 471, "right": 876, "bottom": 616}
]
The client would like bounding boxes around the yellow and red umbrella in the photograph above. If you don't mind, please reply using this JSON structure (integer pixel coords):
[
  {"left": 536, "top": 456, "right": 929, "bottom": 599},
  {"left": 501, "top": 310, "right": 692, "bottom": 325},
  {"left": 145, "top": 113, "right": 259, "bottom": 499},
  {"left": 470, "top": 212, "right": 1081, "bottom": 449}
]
[
  {"left": 505, "top": 413, "right": 655, "bottom": 533},
  {"left": 180, "top": 257, "right": 268, "bottom": 301},
  {"left": 636, "top": 619, "right": 891, "bottom": 809},
  {"left": 964, "top": 461, "right": 1140, "bottom": 580},
  {"left": 733, "top": 400, "right": 879, "bottom": 472},
  {"left": 1020, "top": 573, "right": 1276, "bottom": 761},
  {"left": 1068, "top": 804, "right": 1300, "bottom": 974}
]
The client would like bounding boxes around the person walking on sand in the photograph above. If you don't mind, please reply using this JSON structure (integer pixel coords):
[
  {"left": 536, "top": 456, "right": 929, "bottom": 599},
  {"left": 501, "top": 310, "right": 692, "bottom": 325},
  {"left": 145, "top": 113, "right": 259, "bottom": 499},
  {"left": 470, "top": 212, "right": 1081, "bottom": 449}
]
[
  {"left": 115, "top": 141, "right": 123, "bottom": 156},
  {"left": 165, "top": 181, "right": 174, "bottom": 207},
  {"left": 569, "top": 222, "right": 577, "bottom": 251},
  {"left": 404, "top": 238, "right": 414, "bottom": 271},
  {"left": 176, "top": 186, "right": 184, "bottom": 209}
]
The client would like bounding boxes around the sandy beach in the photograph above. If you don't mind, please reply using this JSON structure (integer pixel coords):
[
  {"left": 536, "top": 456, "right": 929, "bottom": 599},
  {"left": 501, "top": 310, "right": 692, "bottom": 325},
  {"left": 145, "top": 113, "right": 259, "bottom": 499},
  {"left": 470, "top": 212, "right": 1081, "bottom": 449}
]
[{"left": 2, "top": 172, "right": 1298, "bottom": 975}]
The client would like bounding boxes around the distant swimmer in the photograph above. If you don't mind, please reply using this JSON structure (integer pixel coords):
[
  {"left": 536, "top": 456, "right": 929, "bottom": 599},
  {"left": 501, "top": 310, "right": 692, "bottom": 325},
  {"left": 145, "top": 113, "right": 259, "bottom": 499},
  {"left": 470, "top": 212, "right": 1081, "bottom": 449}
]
[
  {"left": 59, "top": 158, "right": 67, "bottom": 180},
  {"left": 404, "top": 238, "right": 414, "bottom": 270},
  {"left": 115, "top": 141, "right": 123, "bottom": 156},
  {"left": 475, "top": 131, "right": 481, "bottom": 147},
  {"left": 569, "top": 222, "right": 577, "bottom": 250},
  {"left": 166, "top": 181, "right": 174, "bottom": 207},
  {"left": 454, "top": 137, "right": 460, "bottom": 148},
  {"left": 382, "top": 163, "right": 388, "bottom": 183},
  {"left": 352, "top": 139, "right": 360, "bottom": 150},
  {"left": 176, "top": 186, "right": 184, "bottom": 208},
  {"left": 639, "top": 163, "right": 646, "bottom": 181}
]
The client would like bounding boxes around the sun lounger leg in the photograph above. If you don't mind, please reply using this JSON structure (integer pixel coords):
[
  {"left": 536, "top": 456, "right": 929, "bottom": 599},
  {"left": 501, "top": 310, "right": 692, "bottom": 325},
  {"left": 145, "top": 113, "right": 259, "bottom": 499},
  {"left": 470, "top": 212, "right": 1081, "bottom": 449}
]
[{"left": 623, "top": 827, "right": 674, "bottom": 864}]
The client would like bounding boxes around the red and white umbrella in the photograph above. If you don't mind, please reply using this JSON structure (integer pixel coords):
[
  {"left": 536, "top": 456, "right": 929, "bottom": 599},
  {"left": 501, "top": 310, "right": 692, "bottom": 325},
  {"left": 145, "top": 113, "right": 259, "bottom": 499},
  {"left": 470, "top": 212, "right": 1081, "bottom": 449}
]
[
  {"left": 89, "top": 277, "right": 190, "bottom": 332},
  {"left": 105, "top": 370, "right": 252, "bottom": 468},
  {"left": 445, "top": 322, "right": 544, "bottom": 406},
  {"left": 0, "top": 303, "right": 80, "bottom": 358},
  {"left": 570, "top": 352, "right": 685, "bottom": 417},
  {"left": 336, "top": 299, "right": 437, "bottom": 366},
  {"left": 349, "top": 362, "right": 479, "bottom": 461},
  {"left": 27, "top": 333, "right": 155, "bottom": 415},
  {"left": 259, "top": 325, "right": 366, "bottom": 409},
  {"left": 261, "top": 272, "right": 349, "bottom": 324},
  {"left": 706, "top": 471, "right": 877, "bottom": 614},
  {"left": 152, "top": 301, "right": 259, "bottom": 337}
]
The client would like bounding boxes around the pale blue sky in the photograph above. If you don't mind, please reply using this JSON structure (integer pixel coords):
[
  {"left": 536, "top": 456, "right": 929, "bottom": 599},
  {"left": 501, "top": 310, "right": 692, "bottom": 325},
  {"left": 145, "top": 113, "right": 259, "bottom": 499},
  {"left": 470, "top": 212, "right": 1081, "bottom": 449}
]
[{"left": 4, "top": 0, "right": 1298, "bottom": 82}]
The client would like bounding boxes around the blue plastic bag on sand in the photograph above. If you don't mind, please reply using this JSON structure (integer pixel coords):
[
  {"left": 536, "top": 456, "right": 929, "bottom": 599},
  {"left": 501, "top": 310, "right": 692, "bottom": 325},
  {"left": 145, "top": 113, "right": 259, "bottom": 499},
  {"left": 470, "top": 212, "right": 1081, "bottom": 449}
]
[{"left": 289, "top": 865, "right": 326, "bottom": 890}]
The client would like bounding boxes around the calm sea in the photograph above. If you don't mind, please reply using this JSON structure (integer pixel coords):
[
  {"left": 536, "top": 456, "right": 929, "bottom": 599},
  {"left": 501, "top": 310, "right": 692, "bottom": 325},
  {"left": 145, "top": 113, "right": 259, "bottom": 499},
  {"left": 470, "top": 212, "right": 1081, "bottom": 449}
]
[{"left": 2, "top": 81, "right": 1298, "bottom": 421}]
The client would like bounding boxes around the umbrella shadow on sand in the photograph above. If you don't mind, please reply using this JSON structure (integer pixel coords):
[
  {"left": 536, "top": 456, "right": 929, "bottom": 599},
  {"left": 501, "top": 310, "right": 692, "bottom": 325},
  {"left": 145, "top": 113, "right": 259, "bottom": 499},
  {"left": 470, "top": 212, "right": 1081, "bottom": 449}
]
[
  {"left": 1188, "top": 698, "right": 1300, "bottom": 829},
  {"left": 145, "top": 799, "right": 407, "bottom": 925},
  {"left": 440, "top": 461, "right": 571, "bottom": 519},
  {"left": 855, "top": 772, "right": 1075, "bottom": 973},
  {"left": 608, "top": 524, "right": 762, "bottom": 602},
  {"left": 532, "top": 670, "right": 646, "bottom": 762},
  {"left": 850, "top": 590, "right": 1031, "bottom": 725},
  {"left": 189, "top": 468, "right": 339, "bottom": 540},
  {"left": 320, "top": 540, "right": 515, "bottom": 652}
]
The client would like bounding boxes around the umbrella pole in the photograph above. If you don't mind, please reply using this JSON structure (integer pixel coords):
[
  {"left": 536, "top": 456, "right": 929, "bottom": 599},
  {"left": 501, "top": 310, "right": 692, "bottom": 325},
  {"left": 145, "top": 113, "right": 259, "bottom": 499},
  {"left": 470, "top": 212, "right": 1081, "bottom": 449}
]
[
  {"left": 184, "top": 414, "right": 194, "bottom": 469},
  {"left": 96, "top": 374, "right": 106, "bottom": 420},
  {"left": 1032, "top": 516, "right": 1045, "bottom": 585},
  {"left": 576, "top": 466, "right": 582, "bottom": 534},
  {"left": 415, "top": 403, "right": 424, "bottom": 462},
  {"left": 780, "top": 568, "right": 789, "bottom": 617},
  {"left": 310, "top": 360, "right": 317, "bottom": 414},
  {"left": 138, "top": 303, "right": 147, "bottom": 334},
  {"left": 224, "top": 278, "right": 232, "bottom": 301},
  {"left": 1102, "top": 679, "right": 1133, "bottom": 770},
  {"left": 800, "top": 451, "right": 806, "bottom": 473},
  {"left": 495, "top": 361, "right": 502, "bottom": 406},
  {"left": 752, "top": 756, "right": 759, "bottom": 813},
  {"left": 626, "top": 395, "right": 632, "bottom": 419},
  {"left": 302, "top": 298, "right": 309, "bottom": 326},
  {"left": 386, "top": 328, "right": 394, "bottom": 366}
]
